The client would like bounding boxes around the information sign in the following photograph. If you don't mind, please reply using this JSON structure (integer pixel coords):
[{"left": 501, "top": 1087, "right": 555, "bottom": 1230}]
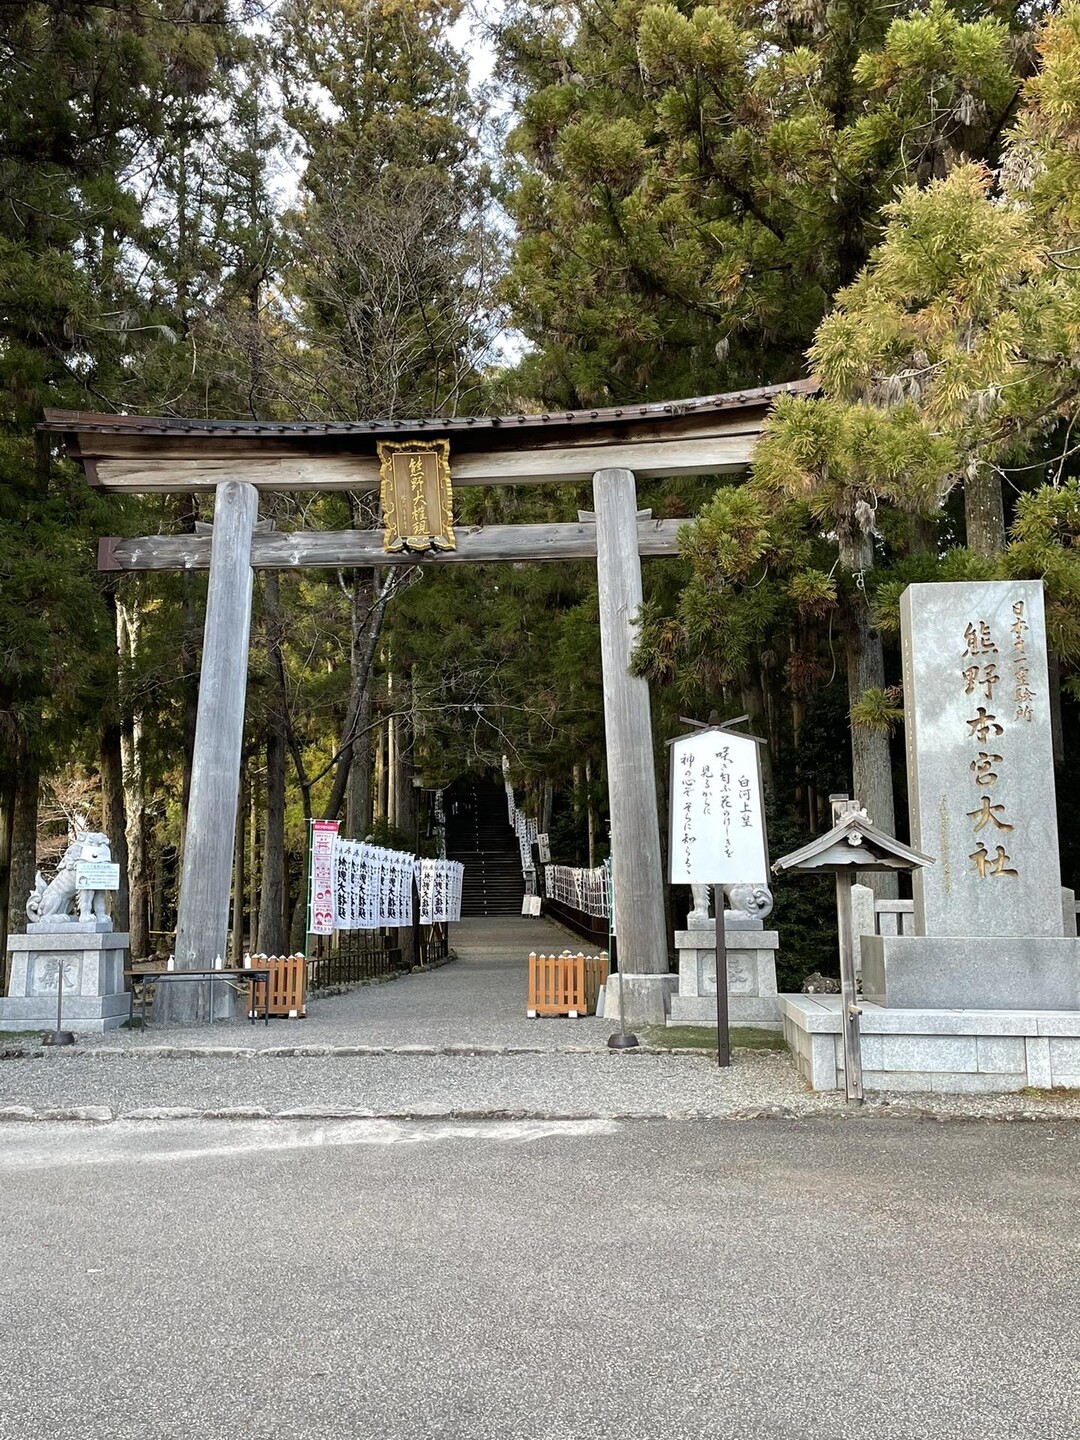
[
  {"left": 668, "top": 729, "right": 767, "bottom": 886},
  {"left": 75, "top": 861, "right": 121, "bottom": 891}
]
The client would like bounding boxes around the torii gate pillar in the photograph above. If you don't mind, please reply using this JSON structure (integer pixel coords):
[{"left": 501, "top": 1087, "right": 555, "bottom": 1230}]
[
  {"left": 593, "top": 468, "right": 674, "bottom": 1024},
  {"left": 160, "top": 479, "right": 259, "bottom": 1023}
]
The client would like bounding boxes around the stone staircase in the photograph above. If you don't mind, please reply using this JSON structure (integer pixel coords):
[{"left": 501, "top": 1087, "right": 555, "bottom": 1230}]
[{"left": 444, "top": 782, "right": 525, "bottom": 917}]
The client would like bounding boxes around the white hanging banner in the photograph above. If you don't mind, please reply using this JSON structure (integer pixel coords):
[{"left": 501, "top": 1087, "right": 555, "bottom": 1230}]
[
  {"left": 668, "top": 728, "right": 768, "bottom": 886},
  {"left": 414, "top": 859, "right": 464, "bottom": 924}
]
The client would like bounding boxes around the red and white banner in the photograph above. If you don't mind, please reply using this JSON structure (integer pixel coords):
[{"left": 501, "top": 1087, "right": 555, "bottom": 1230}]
[{"left": 308, "top": 820, "right": 340, "bottom": 935}]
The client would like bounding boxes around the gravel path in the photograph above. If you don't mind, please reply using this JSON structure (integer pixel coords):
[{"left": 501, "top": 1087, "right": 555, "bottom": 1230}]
[
  {"left": 3, "top": 1047, "right": 1080, "bottom": 1122},
  {"left": 78, "top": 915, "right": 620, "bottom": 1052}
]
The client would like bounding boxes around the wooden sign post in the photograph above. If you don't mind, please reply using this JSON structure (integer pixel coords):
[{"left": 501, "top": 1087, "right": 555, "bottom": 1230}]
[{"left": 668, "top": 718, "right": 769, "bottom": 1067}]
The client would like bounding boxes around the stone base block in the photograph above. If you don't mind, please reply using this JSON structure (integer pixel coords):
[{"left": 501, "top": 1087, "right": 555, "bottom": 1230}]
[
  {"left": 672, "top": 929, "right": 780, "bottom": 1029},
  {"left": 668, "top": 994, "right": 782, "bottom": 1029},
  {"left": 862, "top": 935, "right": 1080, "bottom": 1010},
  {"left": 28, "top": 918, "right": 113, "bottom": 934},
  {"left": 604, "top": 972, "right": 677, "bottom": 1028},
  {"left": 780, "top": 993, "right": 1080, "bottom": 1094},
  {"left": 4, "top": 930, "right": 129, "bottom": 1035},
  {"left": 0, "top": 992, "right": 130, "bottom": 1033}
]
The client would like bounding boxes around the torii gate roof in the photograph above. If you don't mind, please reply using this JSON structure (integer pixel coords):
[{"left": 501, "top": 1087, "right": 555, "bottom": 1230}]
[{"left": 43, "top": 379, "right": 814, "bottom": 494}]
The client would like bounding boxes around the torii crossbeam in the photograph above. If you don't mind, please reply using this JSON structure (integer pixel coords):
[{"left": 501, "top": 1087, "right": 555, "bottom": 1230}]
[{"left": 45, "top": 381, "right": 811, "bottom": 1026}]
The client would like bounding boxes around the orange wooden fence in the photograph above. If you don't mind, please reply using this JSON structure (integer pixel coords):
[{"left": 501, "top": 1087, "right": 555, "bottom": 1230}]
[
  {"left": 247, "top": 954, "right": 307, "bottom": 1019},
  {"left": 526, "top": 950, "right": 609, "bottom": 1018}
]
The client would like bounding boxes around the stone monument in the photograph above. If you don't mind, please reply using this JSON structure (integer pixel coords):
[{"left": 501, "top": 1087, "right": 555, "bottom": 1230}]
[
  {"left": 862, "top": 580, "right": 1079, "bottom": 1009},
  {"left": 1, "top": 831, "right": 130, "bottom": 1033},
  {"left": 781, "top": 580, "right": 1080, "bottom": 1093},
  {"left": 669, "top": 882, "right": 782, "bottom": 1029}
]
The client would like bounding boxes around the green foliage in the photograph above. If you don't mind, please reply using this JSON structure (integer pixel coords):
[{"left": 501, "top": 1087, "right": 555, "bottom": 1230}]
[
  {"left": 497, "top": 0, "right": 1035, "bottom": 406},
  {"left": 850, "top": 687, "right": 905, "bottom": 735}
]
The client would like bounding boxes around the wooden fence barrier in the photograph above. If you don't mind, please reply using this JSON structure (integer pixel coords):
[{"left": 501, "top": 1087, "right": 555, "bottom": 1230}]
[
  {"left": 247, "top": 953, "right": 306, "bottom": 1019},
  {"left": 527, "top": 950, "right": 609, "bottom": 1019}
]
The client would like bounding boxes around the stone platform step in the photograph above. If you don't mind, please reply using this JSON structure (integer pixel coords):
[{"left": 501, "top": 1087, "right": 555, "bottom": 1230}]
[{"left": 781, "top": 993, "right": 1080, "bottom": 1094}]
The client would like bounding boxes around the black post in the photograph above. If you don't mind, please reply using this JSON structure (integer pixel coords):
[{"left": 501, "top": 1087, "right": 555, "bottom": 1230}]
[
  {"left": 42, "top": 961, "right": 76, "bottom": 1047},
  {"left": 412, "top": 875, "right": 422, "bottom": 967},
  {"left": 713, "top": 883, "right": 730, "bottom": 1068}
]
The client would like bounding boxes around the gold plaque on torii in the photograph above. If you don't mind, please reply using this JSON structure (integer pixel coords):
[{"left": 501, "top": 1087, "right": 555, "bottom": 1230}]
[{"left": 377, "top": 439, "right": 455, "bottom": 554}]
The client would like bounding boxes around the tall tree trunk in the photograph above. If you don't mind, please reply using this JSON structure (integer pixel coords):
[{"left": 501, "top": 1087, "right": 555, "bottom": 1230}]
[
  {"left": 121, "top": 710, "right": 149, "bottom": 960},
  {"left": 0, "top": 766, "right": 17, "bottom": 980},
  {"left": 248, "top": 776, "right": 260, "bottom": 955},
  {"left": 964, "top": 469, "right": 1006, "bottom": 557},
  {"left": 281, "top": 842, "right": 291, "bottom": 943},
  {"left": 117, "top": 598, "right": 150, "bottom": 961},
  {"left": 257, "top": 721, "right": 286, "bottom": 956},
  {"left": 321, "top": 572, "right": 393, "bottom": 823},
  {"left": 585, "top": 759, "right": 596, "bottom": 869},
  {"left": 346, "top": 693, "right": 373, "bottom": 836},
  {"left": 346, "top": 569, "right": 376, "bottom": 838},
  {"left": 841, "top": 528, "right": 897, "bottom": 898},
  {"left": 232, "top": 768, "right": 247, "bottom": 963},
  {"left": 8, "top": 757, "right": 39, "bottom": 943},
  {"left": 375, "top": 719, "right": 388, "bottom": 822},
  {"left": 391, "top": 673, "right": 418, "bottom": 848},
  {"left": 100, "top": 725, "right": 130, "bottom": 935},
  {"left": 150, "top": 840, "right": 164, "bottom": 946},
  {"left": 258, "top": 574, "right": 287, "bottom": 957},
  {"left": 737, "top": 665, "right": 775, "bottom": 794}
]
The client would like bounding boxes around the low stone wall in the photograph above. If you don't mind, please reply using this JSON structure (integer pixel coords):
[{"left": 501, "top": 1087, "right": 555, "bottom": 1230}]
[{"left": 781, "top": 993, "right": 1080, "bottom": 1094}]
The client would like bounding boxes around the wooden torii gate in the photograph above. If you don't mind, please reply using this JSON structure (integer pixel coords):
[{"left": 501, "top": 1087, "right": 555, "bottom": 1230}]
[{"left": 47, "top": 380, "right": 809, "bottom": 1025}]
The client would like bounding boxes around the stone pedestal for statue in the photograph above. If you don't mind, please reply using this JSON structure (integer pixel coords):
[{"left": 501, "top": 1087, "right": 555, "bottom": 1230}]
[
  {"left": 668, "top": 920, "right": 781, "bottom": 1029},
  {"left": 667, "top": 884, "right": 781, "bottom": 1029},
  {"left": 2, "top": 829, "right": 130, "bottom": 1033},
  {"left": 1, "top": 926, "right": 130, "bottom": 1033}
]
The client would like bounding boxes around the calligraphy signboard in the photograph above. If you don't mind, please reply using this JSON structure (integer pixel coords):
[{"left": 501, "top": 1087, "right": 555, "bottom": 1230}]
[
  {"left": 668, "top": 729, "right": 768, "bottom": 886},
  {"left": 308, "top": 820, "right": 340, "bottom": 936},
  {"left": 901, "top": 580, "right": 1064, "bottom": 938},
  {"left": 377, "top": 439, "right": 455, "bottom": 554}
]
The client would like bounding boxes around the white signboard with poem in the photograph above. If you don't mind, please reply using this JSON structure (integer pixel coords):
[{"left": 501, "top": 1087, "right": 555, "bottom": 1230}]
[{"left": 669, "top": 729, "right": 768, "bottom": 886}]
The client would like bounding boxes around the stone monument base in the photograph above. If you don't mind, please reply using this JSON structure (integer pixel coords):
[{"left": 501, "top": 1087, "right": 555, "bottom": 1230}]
[
  {"left": 667, "top": 927, "right": 781, "bottom": 1030},
  {"left": 861, "top": 935, "right": 1080, "bottom": 1010},
  {"left": 781, "top": 993, "right": 1080, "bottom": 1093},
  {"left": 603, "top": 972, "right": 677, "bottom": 1027},
  {"left": 1, "top": 930, "right": 130, "bottom": 1034}
]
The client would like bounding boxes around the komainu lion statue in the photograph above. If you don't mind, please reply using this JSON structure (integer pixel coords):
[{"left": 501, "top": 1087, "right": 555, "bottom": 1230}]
[
  {"left": 688, "top": 882, "right": 774, "bottom": 926},
  {"left": 724, "top": 883, "right": 774, "bottom": 923},
  {"left": 26, "top": 832, "right": 113, "bottom": 927}
]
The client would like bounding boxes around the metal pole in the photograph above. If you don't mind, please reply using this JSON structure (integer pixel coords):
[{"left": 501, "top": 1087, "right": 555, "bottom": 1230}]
[
  {"left": 836, "top": 873, "right": 864, "bottom": 1103},
  {"left": 302, "top": 819, "right": 314, "bottom": 967},
  {"left": 43, "top": 962, "right": 75, "bottom": 1047},
  {"left": 713, "top": 883, "right": 731, "bottom": 1068}
]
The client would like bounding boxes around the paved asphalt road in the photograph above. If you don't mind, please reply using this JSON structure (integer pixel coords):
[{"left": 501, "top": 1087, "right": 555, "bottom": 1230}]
[{"left": 0, "top": 1116, "right": 1076, "bottom": 1440}]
